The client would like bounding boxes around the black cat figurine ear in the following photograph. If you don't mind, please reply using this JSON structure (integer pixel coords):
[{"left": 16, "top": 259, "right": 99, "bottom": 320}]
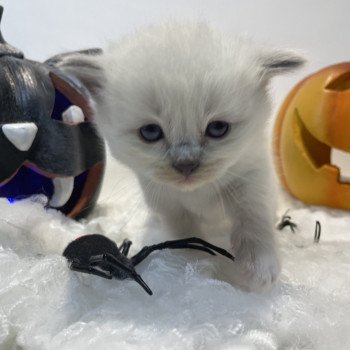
[{"left": 0, "top": 6, "right": 106, "bottom": 219}]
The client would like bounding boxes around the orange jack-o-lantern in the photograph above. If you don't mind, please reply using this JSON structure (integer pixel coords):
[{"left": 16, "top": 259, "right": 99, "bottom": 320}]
[{"left": 274, "top": 62, "right": 350, "bottom": 210}]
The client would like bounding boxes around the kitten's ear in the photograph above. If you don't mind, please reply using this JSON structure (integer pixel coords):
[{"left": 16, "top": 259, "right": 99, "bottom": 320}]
[
  {"left": 258, "top": 49, "right": 306, "bottom": 80},
  {"left": 45, "top": 48, "right": 105, "bottom": 100}
]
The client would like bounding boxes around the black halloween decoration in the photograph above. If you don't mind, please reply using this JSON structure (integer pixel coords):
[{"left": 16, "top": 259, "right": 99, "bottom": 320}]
[
  {"left": 63, "top": 234, "right": 235, "bottom": 295},
  {"left": 277, "top": 210, "right": 297, "bottom": 233},
  {"left": 0, "top": 6, "right": 105, "bottom": 219}
]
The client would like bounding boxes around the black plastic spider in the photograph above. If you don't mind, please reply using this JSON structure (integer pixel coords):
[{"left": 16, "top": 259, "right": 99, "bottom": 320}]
[{"left": 63, "top": 234, "right": 234, "bottom": 295}]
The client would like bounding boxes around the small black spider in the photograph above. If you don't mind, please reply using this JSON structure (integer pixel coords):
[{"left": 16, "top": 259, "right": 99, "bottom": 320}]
[
  {"left": 277, "top": 210, "right": 298, "bottom": 233},
  {"left": 63, "top": 234, "right": 235, "bottom": 295}
]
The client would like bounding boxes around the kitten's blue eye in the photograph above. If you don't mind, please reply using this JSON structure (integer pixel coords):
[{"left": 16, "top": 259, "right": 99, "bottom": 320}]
[
  {"left": 139, "top": 124, "right": 163, "bottom": 142},
  {"left": 205, "top": 121, "right": 229, "bottom": 138}
]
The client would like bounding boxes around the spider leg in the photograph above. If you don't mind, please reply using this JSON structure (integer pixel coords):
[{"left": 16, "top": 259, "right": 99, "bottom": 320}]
[
  {"left": 89, "top": 253, "right": 153, "bottom": 295},
  {"left": 277, "top": 210, "right": 298, "bottom": 233},
  {"left": 158, "top": 238, "right": 235, "bottom": 260},
  {"left": 132, "top": 243, "right": 217, "bottom": 266},
  {"left": 119, "top": 239, "right": 132, "bottom": 256},
  {"left": 131, "top": 237, "right": 234, "bottom": 266},
  {"left": 69, "top": 260, "right": 113, "bottom": 279},
  {"left": 170, "top": 237, "right": 235, "bottom": 259},
  {"left": 277, "top": 219, "right": 297, "bottom": 232},
  {"left": 314, "top": 220, "right": 321, "bottom": 243},
  {"left": 289, "top": 222, "right": 297, "bottom": 233}
]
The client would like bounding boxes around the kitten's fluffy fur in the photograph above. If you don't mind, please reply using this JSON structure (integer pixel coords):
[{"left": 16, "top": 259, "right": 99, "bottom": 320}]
[{"left": 56, "top": 23, "right": 304, "bottom": 291}]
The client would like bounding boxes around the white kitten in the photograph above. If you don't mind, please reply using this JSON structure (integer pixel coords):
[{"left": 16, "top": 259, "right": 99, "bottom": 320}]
[{"left": 54, "top": 22, "right": 304, "bottom": 291}]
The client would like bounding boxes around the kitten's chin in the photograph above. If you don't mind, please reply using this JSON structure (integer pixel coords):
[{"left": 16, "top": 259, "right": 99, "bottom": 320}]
[
  {"left": 173, "top": 177, "right": 205, "bottom": 192},
  {"left": 153, "top": 174, "right": 213, "bottom": 192}
]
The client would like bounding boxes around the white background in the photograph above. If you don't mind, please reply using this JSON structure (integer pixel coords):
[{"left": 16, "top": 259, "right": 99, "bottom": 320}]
[
  {"left": 0, "top": 2, "right": 350, "bottom": 349},
  {"left": 1, "top": 0, "right": 350, "bottom": 108}
]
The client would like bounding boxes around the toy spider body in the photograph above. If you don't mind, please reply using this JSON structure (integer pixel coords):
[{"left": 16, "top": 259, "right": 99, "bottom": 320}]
[{"left": 63, "top": 234, "right": 234, "bottom": 295}]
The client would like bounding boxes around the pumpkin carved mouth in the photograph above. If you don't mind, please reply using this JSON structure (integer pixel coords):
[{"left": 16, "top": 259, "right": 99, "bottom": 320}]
[
  {"left": 295, "top": 109, "right": 350, "bottom": 184},
  {"left": 295, "top": 109, "right": 330, "bottom": 169},
  {"left": 330, "top": 148, "right": 350, "bottom": 183}
]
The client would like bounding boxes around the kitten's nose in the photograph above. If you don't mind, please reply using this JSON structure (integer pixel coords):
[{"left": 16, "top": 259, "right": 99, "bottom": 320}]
[{"left": 172, "top": 161, "right": 199, "bottom": 176}]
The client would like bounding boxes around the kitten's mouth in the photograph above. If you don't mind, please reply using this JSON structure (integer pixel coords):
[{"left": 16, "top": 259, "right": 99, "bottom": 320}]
[
  {"left": 154, "top": 170, "right": 214, "bottom": 192},
  {"left": 153, "top": 161, "right": 228, "bottom": 191},
  {"left": 179, "top": 175, "right": 196, "bottom": 184},
  {"left": 176, "top": 175, "right": 201, "bottom": 190},
  {"left": 176, "top": 178, "right": 203, "bottom": 191}
]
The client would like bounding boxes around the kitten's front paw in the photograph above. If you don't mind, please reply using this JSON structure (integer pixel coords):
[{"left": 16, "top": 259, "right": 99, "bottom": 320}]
[{"left": 236, "top": 249, "right": 281, "bottom": 292}]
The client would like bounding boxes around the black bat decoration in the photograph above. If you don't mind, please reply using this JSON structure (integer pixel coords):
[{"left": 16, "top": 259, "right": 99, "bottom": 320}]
[
  {"left": 0, "top": 6, "right": 105, "bottom": 219},
  {"left": 63, "top": 234, "right": 235, "bottom": 295}
]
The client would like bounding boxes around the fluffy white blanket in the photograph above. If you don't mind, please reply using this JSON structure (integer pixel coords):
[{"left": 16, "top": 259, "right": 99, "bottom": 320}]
[{"left": 0, "top": 160, "right": 349, "bottom": 350}]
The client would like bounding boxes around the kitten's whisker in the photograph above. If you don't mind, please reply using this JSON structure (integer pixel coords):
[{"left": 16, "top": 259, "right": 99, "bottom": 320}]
[
  {"left": 224, "top": 170, "right": 251, "bottom": 182},
  {"left": 98, "top": 180, "right": 133, "bottom": 203},
  {"left": 211, "top": 182, "right": 227, "bottom": 220},
  {"left": 142, "top": 179, "right": 161, "bottom": 211},
  {"left": 153, "top": 181, "right": 162, "bottom": 208},
  {"left": 79, "top": 168, "right": 142, "bottom": 215},
  {"left": 98, "top": 178, "right": 139, "bottom": 205},
  {"left": 217, "top": 179, "right": 241, "bottom": 207},
  {"left": 143, "top": 179, "right": 164, "bottom": 211},
  {"left": 78, "top": 188, "right": 144, "bottom": 220},
  {"left": 224, "top": 170, "right": 262, "bottom": 191},
  {"left": 117, "top": 194, "right": 148, "bottom": 232}
]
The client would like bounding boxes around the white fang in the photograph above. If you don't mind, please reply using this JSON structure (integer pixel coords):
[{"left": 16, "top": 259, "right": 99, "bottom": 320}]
[
  {"left": 2, "top": 122, "right": 38, "bottom": 151},
  {"left": 62, "top": 105, "right": 85, "bottom": 124},
  {"left": 50, "top": 177, "right": 74, "bottom": 208}
]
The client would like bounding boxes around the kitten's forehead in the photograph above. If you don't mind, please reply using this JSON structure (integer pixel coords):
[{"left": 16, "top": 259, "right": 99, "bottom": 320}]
[
  {"left": 143, "top": 75, "right": 214, "bottom": 140},
  {"left": 108, "top": 68, "right": 259, "bottom": 145},
  {"left": 143, "top": 68, "right": 258, "bottom": 129},
  {"left": 106, "top": 22, "right": 264, "bottom": 134}
]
